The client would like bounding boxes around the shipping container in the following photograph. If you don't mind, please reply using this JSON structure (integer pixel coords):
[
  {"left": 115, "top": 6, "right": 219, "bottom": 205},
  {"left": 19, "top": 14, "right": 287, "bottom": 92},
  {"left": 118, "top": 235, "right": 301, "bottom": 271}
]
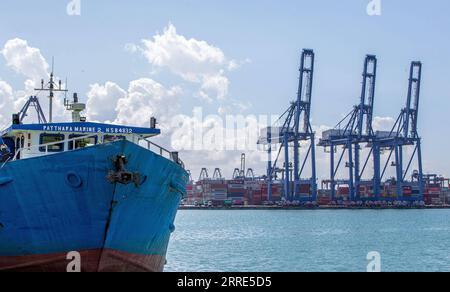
[{"left": 299, "top": 184, "right": 311, "bottom": 195}]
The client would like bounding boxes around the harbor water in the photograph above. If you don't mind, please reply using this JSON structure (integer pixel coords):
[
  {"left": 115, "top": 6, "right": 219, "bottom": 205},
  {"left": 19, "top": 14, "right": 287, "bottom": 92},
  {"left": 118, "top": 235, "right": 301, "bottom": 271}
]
[{"left": 166, "top": 209, "right": 450, "bottom": 272}]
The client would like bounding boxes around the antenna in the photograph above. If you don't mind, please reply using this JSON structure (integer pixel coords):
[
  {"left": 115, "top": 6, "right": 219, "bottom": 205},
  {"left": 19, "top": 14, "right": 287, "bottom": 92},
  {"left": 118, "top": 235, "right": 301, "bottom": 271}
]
[{"left": 34, "top": 58, "right": 68, "bottom": 123}]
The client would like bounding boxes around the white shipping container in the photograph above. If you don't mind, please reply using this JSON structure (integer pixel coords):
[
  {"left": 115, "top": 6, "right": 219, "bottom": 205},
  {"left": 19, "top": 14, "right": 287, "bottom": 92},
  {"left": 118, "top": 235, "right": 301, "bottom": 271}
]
[{"left": 322, "top": 129, "right": 351, "bottom": 140}]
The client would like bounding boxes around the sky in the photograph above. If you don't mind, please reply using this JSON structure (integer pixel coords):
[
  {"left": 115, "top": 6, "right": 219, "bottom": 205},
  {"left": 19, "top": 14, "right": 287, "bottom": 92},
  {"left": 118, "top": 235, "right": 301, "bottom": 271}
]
[{"left": 0, "top": 0, "right": 449, "bottom": 180}]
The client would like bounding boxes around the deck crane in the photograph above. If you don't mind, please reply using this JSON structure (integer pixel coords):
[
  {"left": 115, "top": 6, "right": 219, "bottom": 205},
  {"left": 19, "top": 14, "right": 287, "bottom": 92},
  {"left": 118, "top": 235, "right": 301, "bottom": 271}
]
[
  {"left": 259, "top": 49, "right": 317, "bottom": 202},
  {"left": 376, "top": 61, "right": 424, "bottom": 201},
  {"left": 319, "top": 55, "right": 378, "bottom": 201},
  {"left": 16, "top": 96, "right": 48, "bottom": 124}
]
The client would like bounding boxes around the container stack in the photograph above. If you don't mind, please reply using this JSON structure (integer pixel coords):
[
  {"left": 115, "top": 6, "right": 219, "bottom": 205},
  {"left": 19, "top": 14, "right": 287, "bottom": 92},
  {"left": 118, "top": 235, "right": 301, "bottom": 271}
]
[
  {"left": 209, "top": 180, "right": 228, "bottom": 204},
  {"left": 317, "top": 190, "right": 332, "bottom": 205},
  {"left": 336, "top": 186, "right": 350, "bottom": 200},
  {"left": 244, "top": 180, "right": 263, "bottom": 205},
  {"left": 193, "top": 181, "right": 205, "bottom": 204},
  {"left": 227, "top": 179, "right": 246, "bottom": 205},
  {"left": 186, "top": 183, "right": 195, "bottom": 204},
  {"left": 185, "top": 163, "right": 450, "bottom": 207},
  {"left": 425, "top": 185, "right": 442, "bottom": 205},
  {"left": 261, "top": 182, "right": 282, "bottom": 202}
]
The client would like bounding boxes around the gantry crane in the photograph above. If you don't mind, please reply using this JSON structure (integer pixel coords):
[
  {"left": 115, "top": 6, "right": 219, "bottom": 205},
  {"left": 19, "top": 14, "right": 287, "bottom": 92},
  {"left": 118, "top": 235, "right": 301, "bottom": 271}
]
[
  {"left": 259, "top": 49, "right": 317, "bottom": 202},
  {"left": 199, "top": 168, "right": 209, "bottom": 181},
  {"left": 212, "top": 168, "right": 223, "bottom": 180},
  {"left": 376, "top": 61, "right": 424, "bottom": 201},
  {"left": 232, "top": 153, "right": 247, "bottom": 179},
  {"left": 319, "top": 55, "right": 378, "bottom": 201}
]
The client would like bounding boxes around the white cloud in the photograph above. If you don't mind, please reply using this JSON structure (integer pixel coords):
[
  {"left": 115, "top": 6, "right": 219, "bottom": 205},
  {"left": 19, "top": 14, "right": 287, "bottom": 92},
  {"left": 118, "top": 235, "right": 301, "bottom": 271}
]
[
  {"left": 218, "top": 100, "right": 252, "bottom": 115},
  {"left": 0, "top": 79, "right": 47, "bottom": 129},
  {"left": 198, "top": 72, "right": 229, "bottom": 101},
  {"left": 372, "top": 116, "right": 396, "bottom": 132},
  {"left": 227, "top": 58, "right": 252, "bottom": 71},
  {"left": 113, "top": 78, "right": 182, "bottom": 131},
  {"left": 84, "top": 79, "right": 183, "bottom": 132},
  {"left": 0, "top": 80, "right": 15, "bottom": 129},
  {"left": 1, "top": 38, "right": 49, "bottom": 81},
  {"left": 170, "top": 116, "right": 268, "bottom": 179},
  {"left": 1, "top": 38, "right": 71, "bottom": 124},
  {"left": 86, "top": 82, "right": 127, "bottom": 123},
  {"left": 129, "top": 23, "right": 241, "bottom": 102}
]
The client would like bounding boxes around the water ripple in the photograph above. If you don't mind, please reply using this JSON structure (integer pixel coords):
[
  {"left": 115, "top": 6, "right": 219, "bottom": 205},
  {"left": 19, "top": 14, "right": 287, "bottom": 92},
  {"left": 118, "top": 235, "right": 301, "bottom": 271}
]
[{"left": 166, "top": 209, "right": 450, "bottom": 272}]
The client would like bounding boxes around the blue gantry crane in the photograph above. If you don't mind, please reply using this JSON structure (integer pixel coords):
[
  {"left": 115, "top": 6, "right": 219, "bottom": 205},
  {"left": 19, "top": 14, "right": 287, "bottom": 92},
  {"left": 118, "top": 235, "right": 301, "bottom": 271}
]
[
  {"left": 376, "top": 61, "right": 424, "bottom": 201},
  {"left": 319, "top": 55, "right": 378, "bottom": 201},
  {"left": 259, "top": 49, "right": 317, "bottom": 202}
]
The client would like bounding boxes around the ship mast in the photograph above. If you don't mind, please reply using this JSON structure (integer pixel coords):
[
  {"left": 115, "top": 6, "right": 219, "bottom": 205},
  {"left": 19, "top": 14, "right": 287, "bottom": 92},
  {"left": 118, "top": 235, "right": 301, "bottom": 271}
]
[{"left": 34, "top": 58, "right": 68, "bottom": 123}]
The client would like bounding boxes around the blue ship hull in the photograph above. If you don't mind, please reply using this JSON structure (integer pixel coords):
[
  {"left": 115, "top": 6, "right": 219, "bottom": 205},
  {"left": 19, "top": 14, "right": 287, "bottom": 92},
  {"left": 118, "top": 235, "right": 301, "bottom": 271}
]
[{"left": 0, "top": 140, "right": 187, "bottom": 272}]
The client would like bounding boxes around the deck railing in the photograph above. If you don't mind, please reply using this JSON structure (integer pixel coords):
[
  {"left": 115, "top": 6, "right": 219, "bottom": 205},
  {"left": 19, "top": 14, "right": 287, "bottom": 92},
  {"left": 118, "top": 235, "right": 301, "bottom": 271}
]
[
  {"left": 11, "top": 134, "right": 100, "bottom": 162},
  {"left": 140, "top": 137, "right": 185, "bottom": 168},
  {"left": 1, "top": 134, "right": 185, "bottom": 169}
]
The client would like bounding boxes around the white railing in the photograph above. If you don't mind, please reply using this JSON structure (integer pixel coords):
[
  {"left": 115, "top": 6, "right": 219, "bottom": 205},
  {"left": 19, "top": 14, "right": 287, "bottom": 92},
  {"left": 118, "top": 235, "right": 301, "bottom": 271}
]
[
  {"left": 140, "top": 138, "right": 185, "bottom": 168},
  {"left": 11, "top": 133, "right": 100, "bottom": 162},
  {"left": 1, "top": 134, "right": 185, "bottom": 170},
  {"left": 0, "top": 155, "right": 12, "bottom": 169}
]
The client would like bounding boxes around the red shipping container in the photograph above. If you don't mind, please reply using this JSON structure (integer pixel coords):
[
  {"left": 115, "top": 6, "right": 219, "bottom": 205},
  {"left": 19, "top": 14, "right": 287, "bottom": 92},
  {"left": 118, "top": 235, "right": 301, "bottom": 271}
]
[
  {"left": 403, "top": 186, "right": 413, "bottom": 196},
  {"left": 338, "top": 187, "right": 350, "bottom": 195},
  {"left": 318, "top": 197, "right": 331, "bottom": 205},
  {"left": 299, "top": 184, "right": 311, "bottom": 194}
]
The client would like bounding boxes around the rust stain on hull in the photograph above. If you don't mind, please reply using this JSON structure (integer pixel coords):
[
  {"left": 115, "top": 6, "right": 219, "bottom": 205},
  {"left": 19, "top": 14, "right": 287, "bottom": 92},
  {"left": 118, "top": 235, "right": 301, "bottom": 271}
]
[{"left": 0, "top": 249, "right": 165, "bottom": 272}]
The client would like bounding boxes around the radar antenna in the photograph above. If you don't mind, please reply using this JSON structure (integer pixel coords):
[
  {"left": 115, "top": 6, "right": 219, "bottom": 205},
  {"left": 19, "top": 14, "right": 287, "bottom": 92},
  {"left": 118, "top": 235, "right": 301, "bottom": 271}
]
[{"left": 34, "top": 57, "right": 68, "bottom": 123}]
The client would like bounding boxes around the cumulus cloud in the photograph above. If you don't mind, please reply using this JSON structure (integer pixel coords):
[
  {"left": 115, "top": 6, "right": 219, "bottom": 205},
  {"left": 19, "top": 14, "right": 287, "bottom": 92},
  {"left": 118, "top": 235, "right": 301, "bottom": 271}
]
[
  {"left": 0, "top": 80, "right": 15, "bottom": 128},
  {"left": 128, "top": 23, "right": 240, "bottom": 102},
  {"left": 0, "top": 79, "right": 49, "bottom": 129},
  {"left": 170, "top": 107, "right": 276, "bottom": 153},
  {"left": 86, "top": 82, "right": 127, "bottom": 123},
  {"left": 114, "top": 78, "right": 182, "bottom": 130},
  {"left": 372, "top": 116, "right": 396, "bottom": 132},
  {"left": 1, "top": 38, "right": 49, "bottom": 81},
  {"left": 85, "top": 79, "right": 182, "bottom": 132},
  {"left": 217, "top": 100, "right": 251, "bottom": 115},
  {"left": 198, "top": 72, "right": 229, "bottom": 101},
  {"left": 167, "top": 107, "right": 282, "bottom": 178},
  {"left": 1, "top": 38, "right": 70, "bottom": 124}
]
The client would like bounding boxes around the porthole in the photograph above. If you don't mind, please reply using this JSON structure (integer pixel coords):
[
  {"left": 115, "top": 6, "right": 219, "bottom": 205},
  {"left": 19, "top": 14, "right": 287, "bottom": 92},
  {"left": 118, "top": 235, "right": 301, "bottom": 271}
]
[{"left": 65, "top": 172, "right": 83, "bottom": 188}]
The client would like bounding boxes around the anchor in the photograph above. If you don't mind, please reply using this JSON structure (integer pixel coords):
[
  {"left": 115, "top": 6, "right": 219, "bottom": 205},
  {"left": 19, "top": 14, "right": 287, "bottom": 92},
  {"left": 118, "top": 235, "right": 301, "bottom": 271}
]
[{"left": 107, "top": 155, "right": 142, "bottom": 187}]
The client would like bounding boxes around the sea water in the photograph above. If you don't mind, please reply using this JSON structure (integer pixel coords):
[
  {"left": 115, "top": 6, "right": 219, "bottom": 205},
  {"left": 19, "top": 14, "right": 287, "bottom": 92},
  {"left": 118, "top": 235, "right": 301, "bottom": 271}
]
[{"left": 166, "top": 209, "right": 450, "bottom": 272}]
